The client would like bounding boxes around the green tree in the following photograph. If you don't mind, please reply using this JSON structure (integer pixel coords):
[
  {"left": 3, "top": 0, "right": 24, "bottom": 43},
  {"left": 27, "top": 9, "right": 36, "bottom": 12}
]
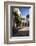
[{"left": 13, "top": 11, "right": 22, "bottom": 26}]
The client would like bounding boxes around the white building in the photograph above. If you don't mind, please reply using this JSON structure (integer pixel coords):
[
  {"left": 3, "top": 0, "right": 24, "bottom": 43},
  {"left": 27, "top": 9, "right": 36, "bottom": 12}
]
[{"left": 13, "top": 8, "right": 21, "bottom": 16}]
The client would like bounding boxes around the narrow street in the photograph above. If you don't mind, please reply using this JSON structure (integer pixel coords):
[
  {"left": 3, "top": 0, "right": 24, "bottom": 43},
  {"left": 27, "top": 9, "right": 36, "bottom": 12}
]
[
  {"left": 13, "top": 27, "right": 29, "bottom": 37},
  {"left": 18, "top": 27, "right": 29, "bottom": 31}
]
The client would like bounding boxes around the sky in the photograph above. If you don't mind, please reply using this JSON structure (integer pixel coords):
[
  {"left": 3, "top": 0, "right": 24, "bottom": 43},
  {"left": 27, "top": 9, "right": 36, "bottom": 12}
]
[{"left": 19, "top": 7, "right": 30, "bottom": 16}]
